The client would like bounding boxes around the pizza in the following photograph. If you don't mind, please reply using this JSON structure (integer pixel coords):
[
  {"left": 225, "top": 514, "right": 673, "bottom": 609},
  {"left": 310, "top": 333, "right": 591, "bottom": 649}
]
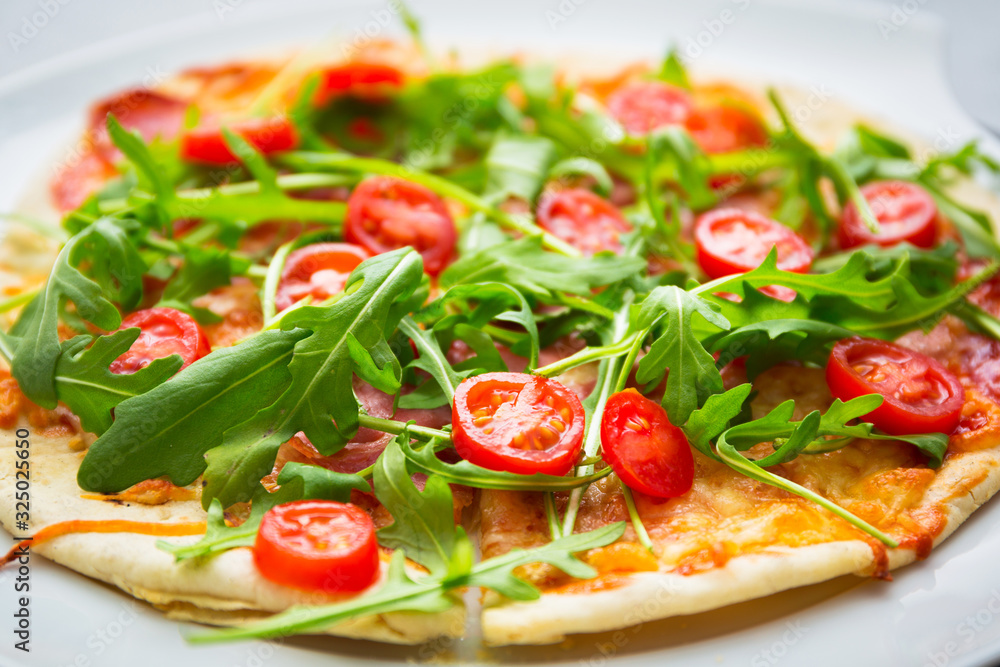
[{"left": 2, "top": 29, "right": 1000, "bottom": 653}]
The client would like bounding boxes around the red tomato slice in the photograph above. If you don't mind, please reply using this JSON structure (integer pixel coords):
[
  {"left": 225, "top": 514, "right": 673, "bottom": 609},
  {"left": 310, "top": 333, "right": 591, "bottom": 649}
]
[
  {"left": 314, "top": 62, "right": 405, "bottom": 106},
  {"left": 826, "top": 337, "right": 964, "bottom": 436},
  {"left": 684, "top": 105, "right": 768, "bottom": 155},
  {"left": 275, "top": 243, "right": 371, "bottom": 312},
  {"left": 180, "top": 116, "right": 298, "bottom": 165},
  {"left": 607, "top": 81, "right": 693, "bottom": 135},
  {"left": 839, "top": 180, "right": 938, "bottom": 249},
  {"left": 600, "top": 389, "right": 694, "bottom": 499},
  {"left": 536, "top": 188, "right": 633, "bottom": 256},
  {"left": 253, "top": 500, "right": 379, "bottom": 593},
  {"left": 110, "top": 307, "right": 210, "bottom": 375},
  {"left": 694, "top": 208, "right": 814, "bottom": 279},
  {"left": 451, "top": 372, "right": 586, "bottom": 476},
  {"left": 345, "top": 176, "right": 457, "bottom": 275}
]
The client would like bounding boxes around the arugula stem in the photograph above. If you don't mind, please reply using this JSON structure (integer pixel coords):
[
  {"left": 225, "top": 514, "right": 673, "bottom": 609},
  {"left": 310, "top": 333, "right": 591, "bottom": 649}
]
[
  {"left": 278, "top": 152, "right": 581, "bottom": 257},
  {"left": 544, "top": 493, "right": 562, "bottom": 541},
  {"left": 97, "top": 173, "right": 354, "bottom": 214},
  {"left": 261, "top": 241, "right": 295, "bottom": 323},
  {"left": 535, "top": 333, "right": 639, "bottom": 379},
  {"left": 356, "top": 414, "right": 451, "bottom": 443},
  {"left": 482, "top": 324, "right": 522, "bottom": 347},
  {"left": 618, "top": 479, "right": 653, "bottom": 553},
  {"left": 612, "top": 327, "right": 648, "bottom": 394},
  {"left": 825, "top": 156, "right": 881, "bottom": 234},
  {"left": 561, "top": 296, "right": 634, "bottom": 537},
  {"left": 715, "top": 437, "right": 898, "bottom": 547},
  {"left": 0, "top": 288, "right": 40, "bottom": 314}
]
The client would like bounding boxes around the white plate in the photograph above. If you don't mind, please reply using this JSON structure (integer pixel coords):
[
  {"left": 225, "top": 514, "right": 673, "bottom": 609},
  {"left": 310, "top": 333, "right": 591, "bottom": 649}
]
[{"left": 2, "top": 1, "right": 1000, "bottom": 665}]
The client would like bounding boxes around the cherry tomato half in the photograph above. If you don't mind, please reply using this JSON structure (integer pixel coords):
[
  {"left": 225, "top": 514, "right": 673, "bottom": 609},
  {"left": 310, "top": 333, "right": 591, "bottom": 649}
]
[
  {"left": 607, "top": 81, "right": 693, "bottom": 135},
  {"left": 685, "top": 104, "right": 768, "bottom": 155},
  {"left": 345, "top": 176, "right": 457, "bottom": 275},
  {"left": 536, "top": 188, "right": 633, "bottom": 256},
  {"left": 110, "top": 307, "right": 210, "bottom": 375},
  {"left": 253, "top": 500, "right": 379, "bottom": 593},
  {"left": 314, "top": 62, "right": 405, "bottom": 106},
  {"left": 839, "top": 180, "right": 938, "bottom": 250},
  {"left": 451, "top": 372, "right": 586, "bottom": 476},
  {"left": 275, "top": 243, "right": 371, "bottom": 312},
  {"left": 694, "top": 208, "right": 814, "bottom": 279},
  {"left": 600, "top": 389, "right": 694, "bottom": 499},
  {"left": 180, "top": 115, "right": 298, "bottom": 165},
  {"left": 826, "top": 337, "right": 964, "bottom": 436}
]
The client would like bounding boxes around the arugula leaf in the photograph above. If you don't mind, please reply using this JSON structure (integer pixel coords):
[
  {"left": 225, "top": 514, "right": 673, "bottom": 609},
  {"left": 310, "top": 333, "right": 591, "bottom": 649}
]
[
  {"left": 202, "top": 248, "right": 424, "bottom": 508},
  {"left": 709, "top": 319, "right": 854, "bottom": 378},
  {"left": 482, "top": 134, "right": 556, "bottom": 203},
  {"left": 397, "top": 436, "right": 612, "bottom": 491},
  {"left": 189, "top": 550, "right": 457, "bottom": 643},
  {"left": 106, "top": 115, "right": 176, "bottom": 220},
  {"left": 374, "top": 436, "right": 459, "bottom": 576},
  {"left": 440, "top": 237, "right": 643, "bottom": 297},
  {"left": 430, "top": 282, "right": 540, "bottom": 367},
  {"left": 11, "top": 219, "right": 139, "bottom": 407},
  {"left": 76, "top": 328, "right": 308, "bottom": 494},
  {"left": 657, "top": 48, "right": 690, "bottom": 89},
  {"left": 399, "top": 316, "right": 463, "bottom": 407},
  {"left": 646, "top": 127, "right": 716, "bottom": 210},
  {"left": 345, "top": 334, "right": 402, "bottom": 395},
  {"left": 158, "top": 463, "right": 366, "bottom": 561},
  {"left": 811, "top": 241, "right": 959, "bottom": 294},
  {"left": 458, "top": 521, "right": 625, "bottom": 600},
  {"left": 635, "top": 286, "right": 730, "bottom": 425},
  {"left": 682, "top": 383, "right": 754, "bottom": 459},
  {"left": 54, "top": 332, "right": 181, "bottom": 435},
  {"left": 548, "top": 157, "right": 614, "bottom": 196}
]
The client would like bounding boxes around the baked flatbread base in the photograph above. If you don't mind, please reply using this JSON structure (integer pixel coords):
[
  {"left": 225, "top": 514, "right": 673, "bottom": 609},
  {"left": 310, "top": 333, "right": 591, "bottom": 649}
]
[{"left": 1, "top": 63, "right": 999, "bottom": 648}]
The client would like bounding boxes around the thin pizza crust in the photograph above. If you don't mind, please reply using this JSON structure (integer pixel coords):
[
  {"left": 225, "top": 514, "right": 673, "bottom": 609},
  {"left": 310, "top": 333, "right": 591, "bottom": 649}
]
[
  {"left": 1, "top": 57, "right": 999, "bottom": 649},
  {"left": 481, "top": 443, "right": 1000, "bottom": 645},
  {"left": 0, "top": 431, "right": 465, "bottom": 644}
]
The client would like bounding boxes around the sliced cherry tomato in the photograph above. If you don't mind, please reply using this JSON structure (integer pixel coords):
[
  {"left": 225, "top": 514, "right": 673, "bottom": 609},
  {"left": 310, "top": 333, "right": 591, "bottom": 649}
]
[
  {"left": 451, "top": 372, "right": 585, "bottom": 476},
  {"left": 536, "top": 188, "right": 632, "bottom": 256},
  {"left": 253, "top": 500, "right": 379, "bottom": 593},
  {"left": 180, "top": 115, "right": 298, "bottom": 165},
  {"left": 600, "top": 389, "right": 694, "bottom": 499},
  {"left": 839, "top": 180, "right": 938, "bottom": 249},
  {"left": 345, "top": 176, "right": 457, "bottom": 275},
  {"left": 110, "top": 307, "right": 210, "bottom": 375},
  {"left": 314, "top": 62, "right": 405, "bottom": 106},
  {"left": 275, "top": 243, "right": 371, "bottom": 312},
  {"left": 826, "top": 337, "right": 964, "bottom": 436},
  {"left": 607, "top": 81, "right": 693, "bottom": 135},
  {"left": 684, "top": 105, "right": 768, "bottom": 155},
  {"left": 694, "top": 208, "right": 814, "bottom": 279}
]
